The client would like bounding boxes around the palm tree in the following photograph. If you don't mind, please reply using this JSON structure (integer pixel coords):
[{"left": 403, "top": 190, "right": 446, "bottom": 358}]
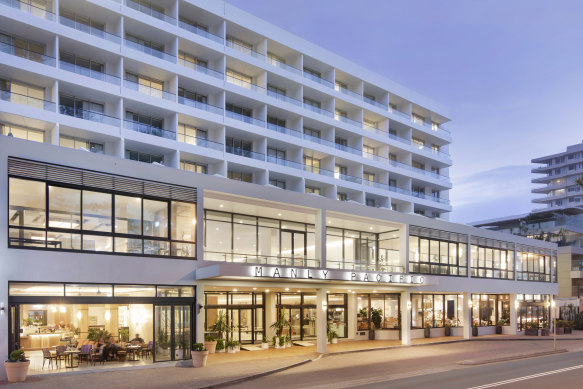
[{"left": 576, "top": 175, "right": 583, "bottom": 189}]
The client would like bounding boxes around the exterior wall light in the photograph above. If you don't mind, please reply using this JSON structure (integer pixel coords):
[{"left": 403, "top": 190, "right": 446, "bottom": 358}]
[{"left": 407, "top": 301, "right": 411, "bottom": 310}]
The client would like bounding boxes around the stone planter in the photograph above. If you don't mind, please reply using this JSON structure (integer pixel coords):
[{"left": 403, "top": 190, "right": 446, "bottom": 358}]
[
  {"left": 204, "top": 341, "right": 217, "bottom": 354},
  {"left": 564, "top": 327, "right": 572, "bottom": 334},
  {"left": 495, "top": 326, "right": 503, "bottom": 335},
  {"left": 331, "top": 338, "right": 338, "bottom": 344},
  {"left": 556, "top": 327, "right": 565, "bottom": 335},
  {"left": 541, "top": 329, "right": 550, "bottom": 336},
  {"left": 4, "top": 360, "right": 30, "bottom": 382},
  {"left": 227, "top": 347, "right": 236, "bottom": 354},
  {"left": 472, "top": 327, "right": 479, "bottom": 337},
  {"left": 424, "top": 327, "right": 431, "bottom": 338},
  {"left": 216, "top": 348, "right": 225, "bottom": 353},
  {"left": 445, "top": 326, "right": 451, "bottom": 337},
  {"left": 191, "top": 350, "right": 209, "bottom": 368},
  {"left": 261, "top": 342, "right": 269, "bottom": 349},
  {"left": 525, "top": 328, "right": 539, "bottom": 336}
]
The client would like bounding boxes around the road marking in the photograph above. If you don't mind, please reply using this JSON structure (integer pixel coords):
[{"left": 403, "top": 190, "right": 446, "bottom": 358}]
[{"left": 468, "top": 364, "right": 583, "bottom": 388}]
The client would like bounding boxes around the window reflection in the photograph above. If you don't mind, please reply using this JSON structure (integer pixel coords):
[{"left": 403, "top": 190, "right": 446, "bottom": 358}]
[
  {"left": 115, "top": 195, "right": 142, "bottom": 235},
  {"left": 49, "top": 186, "right": 81, "bottom": 229},
  {"left": 83, "top": 191, "right": 112, "bottom": 232},
  {"left": 9, "top": 178, "right": 46, "bottom": 228}
]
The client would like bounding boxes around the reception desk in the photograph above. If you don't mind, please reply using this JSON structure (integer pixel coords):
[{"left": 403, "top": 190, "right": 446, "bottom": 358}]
[{"left": 21, "top": 334, "right": 63, "bottom": 350}]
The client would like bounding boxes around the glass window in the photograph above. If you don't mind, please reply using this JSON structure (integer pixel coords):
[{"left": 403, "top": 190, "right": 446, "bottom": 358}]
[
  {"left": 82, "top": 191, "right": 112, "bottom": 232},
  {"left": 49, "top": 186, "right": 81, "bottom": 230},
  {"left": 143, "top": 199, "right": 168, "bottom": 238},
  {"left": 115, "top": 237, "right": 143, "bottom": 254},
  {"left": 114, "top": 285, "right": 156, "bottom": 297},
  {"left": 9, "top": 178, "right": 46, "bottom": 228},
  {"left": 157, "top": 286, "right": 194, "bottom": 297},
  {"left": 83, "top": 235, "right": 113, "bottom": 252},
  {"left": 115, "top": 195, "right": 142, "bottom": 235},
  {"left": 47, "top": 231, "right": 81, "bottom": 250},
  {"left": 171, "top": 201, "right": 196, "bottom": 242},
  {"left": 9, "top": 282, "right": 64, "bottom": 296},
  {"left": 65, "top": 284, "right": 113, "bottom": 297},
  {"left": 411, "top": 294, "right": 423, "bottom": 328}
]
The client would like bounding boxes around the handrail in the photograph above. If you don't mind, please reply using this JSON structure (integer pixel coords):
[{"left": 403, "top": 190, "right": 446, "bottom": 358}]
[
  {"left": 303, "top": 164, "right": 334, "bottom": 177},
  {"left": 226, "top": 40, "right": 265, "bottom": 59},
  {"left": 226, "top": 145, "right": 265, "bottom": 161},
  {"left": 124, "top": 119, "right": 176, "bottom": 139},
  {"left": 59, "top": 105, "right": 120, "bottom": 127},
  {"left": 178, "top": 57, "right": 224, "bottom": 79},
  {"left": 178, "top": 96, "right": 224, "bottom": 116},
  {"left": 1, "top": 90, "right": 55, "bottom": 111},
  {"left": 267, "top": 89, "right": 302, "bottom": 106},
  {"left": 225, "top": 110, "right": 265, "bottom": 127},
  {"left": 226, "top": 75, "right": 265, "bottom": 94},
  {"left": 303, "top": 72, "right": 334, "bottom": 88},
  {"left": 267, "top": 122, "right": 302, "bottom": 138},
  {"left": 303, "top": 102, "right": 334, "bottom": 118},
  {"left": 124, "top": 39, "right": 176, "bottom": 63},
  {"left": 266, "top": 56, "right": 301, "bottom": 75},
  {"left": 0, "top": 41, "right": 55, "bottom": 66},
  {"left": 0, "top": 0, "right": 55, "bottom": 21},
  {"left": 203, "top": 250, "right": 321, "bottom": 268},
  {"left": 124, "top": 79, "right": 175, "bottom": 101},
  {"left": 59, "top": 15, "right": 121, "bottom": 44},
  {"left": 59, "top": 60, "right": 120, "bottom": 85},
  {"left": 178, "top": 20, "right": 224, "bottom": 44},
  {"left": 177, "top": 133, "right": 224, "bottom": 151},
  {"left": 125, "top": 0, "right": 176, "bottom": 25},
  {"left": 363, "top": 96, "right": 388, "bottom": 110},
  {"left": 267, "top": 155, "right": 302, "bottom": 170}
]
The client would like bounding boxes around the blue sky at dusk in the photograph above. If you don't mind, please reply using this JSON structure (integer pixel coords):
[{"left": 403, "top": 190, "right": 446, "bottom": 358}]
[{"left": 226, "top": 0, "right": 583, "bottom": 223}]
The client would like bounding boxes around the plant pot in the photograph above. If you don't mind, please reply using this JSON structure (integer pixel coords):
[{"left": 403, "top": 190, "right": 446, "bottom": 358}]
[
  {"left": 424, "top": 328, "right": 431, "bottom": 338},
  {"left": 204, "top": 341, "right": 217, "bottom": 354},
  {"left": 525, "top": 328, "right": 538, "bottom": 336},
  {"left": 227, "top": 347, "right": 236, "bottom": 354},
  {"left": 331, "top": 338, "right": 338, "bottom": 344},
  {"left": 564, "top": 327, "right": 572, "bottom": 334},
  {"left": 495, "top": 326, "right": 502, "bottom": 335},
  {"left": 176, "top": 349, "right": 184, "bottom": 359},
  {"left": 217, "top": 348, "right": 225, "bottom": 353},
  {"left": 556, "top": 327, "right": 565, "bottom": 335},
  {"left": 191, "top": 350, "right": 209, "bottom": 368},
  {"left": 472, "top": 327, "right": 478, "bottom": 337},
  {"left": 261, "top": 343, "right": 269, "bottom": 349},
  {"left": 4, "top": 360, "right": 30, "bottom": 382},
  {"left": 541, "top": 329, "right": 550, "bottom": 336},
  {"left": 286, "top": 342, "right": 292, "bottom": 348},
  {"left": 445, "top": 327, "right": 451, "bottom": 337}
]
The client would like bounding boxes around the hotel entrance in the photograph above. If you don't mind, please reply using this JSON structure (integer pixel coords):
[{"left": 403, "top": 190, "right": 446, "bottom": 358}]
[{"left": 276, "top": 293, "right": 317, "bottom": 340}]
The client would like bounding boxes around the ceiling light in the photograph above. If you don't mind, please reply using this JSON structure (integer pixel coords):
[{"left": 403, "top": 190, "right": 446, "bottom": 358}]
[
  {"left": 233, "top": 288, "right": 238, "bottom": 292},
  {"left": 373, "top": 290, "right": 377, "bottom": 293},
  {"left": 277, "top": 213, "right": 282, "bottom": 216},
  {"left": 297, "top": 290, "right": 301, "bottom": 293},
  {"left": 219, "top": 204, "right": 224, "bottom": 208},
  {"left": 348, "top": 290, "right": 351, "bottom": 292},
  {"left": 253, "top": 287, "right": 257, "bottom": 290},
  {"left": 285, "top": 288, "right": 290, "bottom": 291},
  {"left": 369, "top": 226, "right": 373, "bottom": 230},
  {"left": 265, "top": 289, "right": 270, "bottom": 293}
]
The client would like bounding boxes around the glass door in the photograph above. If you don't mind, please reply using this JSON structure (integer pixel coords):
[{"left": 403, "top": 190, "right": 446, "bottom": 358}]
[
  {"left": 174, "top": 305, "right": 191, "bottom": 361},
  {"left": 289, "top": 308, "right": 301, "bottom": 340},
  {"left": 239, "top": 309, "right": 253, "bottom": 343},
  {"left": 155, "top": 305, "right": 193, "bottom": 362},
  {"left": 282, "top": 230, "right": 306, "bottom": 266},
  {"left": 302, "top": 308, "right": 317, "bottom": 339},
  {"left": 229, "top": 309, "right": 240, "bottom": 342},
  {"left": 8, "top": 304, "right": 20, "bottom": 353},
  {"left": 155, "top": 305, "right": 172, "bottom": 362}
]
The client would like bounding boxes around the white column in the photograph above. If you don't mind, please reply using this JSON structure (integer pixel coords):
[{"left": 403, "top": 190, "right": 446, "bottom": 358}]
[
  {"left": 265, "top": 292, "right": 276, "bottom": 339},
  {"left": 509, "top": 294, "right": 518, "bottom": 334},
  {"left": 400, "top": 291, "right": 411, "bottom": 345},
  {"left": 316, "top": 210, "right": 326, "bottom": 269},
  {"left": 400, "top": 224, "right": 409, "bottom": 273},
  {"left": 347, "top": 292, "right": 357, "bottom": 339},
  {"left": 316, "top": 288, "right": 327, "bottom": 353},
  {"left": 463, "top": 292, "right": 472, "bottom": 339},
  {"left": 195, "top": 283, "right": 205, "bottom": 343},
  {"left": 196, "top": 190, "right": 204, "bottom": 261}
]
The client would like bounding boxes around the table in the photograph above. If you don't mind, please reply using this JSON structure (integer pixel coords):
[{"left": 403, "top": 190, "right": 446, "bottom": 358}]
[
  {"left": 64, "top": 351, "right": 79, "bottom": 368},
  {"left": 125, "top": 346, "right": 141, "bottom": 361}
]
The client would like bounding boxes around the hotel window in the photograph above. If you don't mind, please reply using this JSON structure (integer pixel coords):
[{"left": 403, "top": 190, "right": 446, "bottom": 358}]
[
  {"left": 177, "top": 123, "right": 207, "bottom": 145},
  {"left": 365, "top": 198, "right": 375, "bottom": 207},
  {"left": 363, "top": 144, "right": 375, "bottom": 158},
  {"left": 125, "top": 72, "right": 164, "bottom": 97},
  {"left": 128, "top": 0, "right": 165, "bottom": 15},
  {"left": 409, "top": 226, "right": 468, "bottom": 277},
  {"left": 267, "top": 52, "right": 286, "bottom": 65},
  {"left": 303, "top": 67, "right": 321, "bottom": 78},
  {"left": 204, "top": 210, "right": 316, "bottom": 265},
  {"left": 335, "top": 137, "right": 347, "bottom": 147},
  {"left": 226, "top": 68, "right": 253, "bottom": 87},
  {"left": 334, "top": 165, "right": 347, "bottom": 179},
  {"left": 363, "top": 93, "right": 376, "bottom": 102},
  {"left": 471, "top": 294, "right": 510, "bottom": 327},
  {"left": 226, "top": 137, "right": 252, "bottom": 157},
  {"left": 516, "top": 247, "right": 553, "bottom": 282},
  {"left": 412, "top": 114, "right": 424, "bottom": 125},
  {"left": 1, "top": 123, "right": 44, "bottom": 143},
  {"left": 337, "top": 193, "right": 348, "bottom": 201},
  {"left": 470, "top": 237, "right": 514, "bottom": 279},
  {"left": 432, "top": 190, "right": 440, "bottom": 199},
  {"left": 363, "top": 172, "right": 375, "bottom": 183},
  {"left": 517, "top": 294, "right": 551, "bottom": 331},
  {"left": 178, "top": 51, "right": 208, "bottom": 69},
  {"left": 0, "top": 32, "right": 46, "bottom": 63},
  {"left": 8, "top": 178, "right": 195, "bottom": 257},
  {"left": 267, "top": 84, "right": 286, "bottom": 96},
  {"left": 226, "top": 36, "right": 253, "bottom": 51},
  {"left": 334, "top": 80, "right": 347, "bottom": 92},
  {"left": 59, "top": 94, "right": 104, "bottom": 117},
  {"left": 1, "top": 78, "right": 45, "bottom": 109},
  {"left": 267, "top": 116, "right": 286, "bottom": 129},
  {"left": 179, "top": 16, "right": 208, "bottom": 32},
  {"left": 125, "top": 111, "right": 163, "bottom": 130},
  {"left": 303, "top": 155, "right": 320, "bottom": 174},
  {"left": 411, "top": 294, "right": 464, "bottom": 328},
  {"left": 60, "top": 9, "right": 105, "bottom": 32},
  {"left": 303, "top": 127, "right": 321, "bottom": 140},
  {"left": 334, "top": 109, "right": 347, "bottom": 120},
  {"left": 431, "top": 144, "right": 440, "bottom": 153},
  {"left": 60, "top": 51, "right": 104, "bottom": 74},
  {"left": 226, "top": 103, "right": 252, "bottom": 118},
  {"left": 125, "top": 149, "right": 163, "bottom": 164},
  {"left": 412, "top": 161, "right": 425, "bottom": 170},
  {"left": 305, "top": 187, "right": 321, "bottom": 195},
  {"left": 431, "top": 122, "right": 439, "bottom": 131},
  {"left": 180, "top": 160, "right": 207, "bottom": 175},
  {"left": 267, "top": 147, "right": 286, "bottom": 161},
  {"left": 60, "top": 135, "right": 104, "bottom": 154},
  {"left": 358, "top": 294, "right": 399, "bottom": 331},
  {"left": 303, "top": 97, "right": 321, "bottom": 109},
  {"left": 125, "top": 33, "right": 164, "bottom": 53},
  {"left": 363, "top": 118, "right": 377, "bottom": 129},
  {"left": 269, "top": 179, "right": 286, "bottom": 190},
  {"left": 178, "top": 88, "right": 207, "bottom": 104},
  {"left": 328, "top": 294, "right": 348, "bottom": 338},
  {"left": 227, "top": 170, "right": 252, "bottom": 183},
  {"left": 389, "top": 153, "right": 397, "bottom": 162},
  {"left": 412, "top": 137, "right": 425, "bottom": 149}
]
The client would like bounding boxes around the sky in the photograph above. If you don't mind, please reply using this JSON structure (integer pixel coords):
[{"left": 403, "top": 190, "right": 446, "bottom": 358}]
[{"left": 225, "top": 0, "right": 583, "bottom": 224}]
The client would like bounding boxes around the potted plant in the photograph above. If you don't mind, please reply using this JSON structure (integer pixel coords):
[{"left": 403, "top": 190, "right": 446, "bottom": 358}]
[
  {"left": 444, "top": 323, "right": 452, "bottom": 337},
  {"left": 371, "top": 308, "right": 383, "bottom": 331},
  {"left": 176, "top": 337, "right": 185, "bottom": 359},
  {"left": 496, "top": 319, "right": 505, "bottom": 335},
  {"left": 4, "top": 349, "right": 30, "bottom": 382},
  {"left": 204, "top": 335, "right": 217, "bottom": 354},
  {"left": 270, "top": 307, "right": 291, "bottom": 348},
  {"left": 216, "top": 339, "right": 225, "bottom": 353},
  {"left": 234, "top": 340, "right": 241, "bottom": 352},
  {"left": 541, "top": 322, "right": 550, "bottom": 336},
  {"left": 564, "top": 321, "right": 573, "bottom": 334},
  {"left": 226, "top": 339, "right": 236, "bottom": 353},
  {"left": 472, "top": 321, "right": 479, "bottom": 337},
  {"left": 212, "top": 311, "right": 229, "bottom": 341},
  {"left": 424, "top": 322, "right": 431, "bottom": 338},
  {"left": 261, "top": 336, "right": 269, "bottom": 349},
  {"left": 332, "top": 332, "right": 339, "bottom": 344},
  {"left": 191, "top": 343, "right": 208, "bottom": 368},
  {"left": 285, "top": 334, "right": 292, "bottom": 348},
  {"left": 278, "top": 336, "right": 285, "bottom": 349},
  {"left": 524, "top": 321, "right": 539, "bottom": 336}
]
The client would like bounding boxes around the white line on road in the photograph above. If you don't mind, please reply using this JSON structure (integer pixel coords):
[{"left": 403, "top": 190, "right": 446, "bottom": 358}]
[{"left": 467, "top": 364, "right": 583, "bottom": 389}]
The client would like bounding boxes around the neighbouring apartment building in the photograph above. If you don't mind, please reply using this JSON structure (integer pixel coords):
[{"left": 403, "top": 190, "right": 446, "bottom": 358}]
[{"left": 0, "top": 0, "right": 557, "bottom": 378}]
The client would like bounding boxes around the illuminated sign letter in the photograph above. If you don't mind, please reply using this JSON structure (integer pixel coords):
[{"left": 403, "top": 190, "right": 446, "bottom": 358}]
[
  {"left": 322, "top": 270, "right": 329, "bottom": 279},
  {"left": 376, "top": 274, "right": 382, "bottom": 282},
  {"left": 351, "top": 273, "right": 357, "bottom": 280},
  {"left": 291, "top": 269, "right": 298, "bottom": 278},
  {"left": 363, "top": 274, "right": 369, "bottom": 282},
  {"left": 255, "top": 267, "right": 263, "bottom": 277},
  {"left": 307, "top": 270, "right": 313, "bottom": 279},
  {"left": 399, "top": 275, "right": 404, "bottom": 283},
  {"left": 273, "top": 268, "right": 281, "bottom": 278}
]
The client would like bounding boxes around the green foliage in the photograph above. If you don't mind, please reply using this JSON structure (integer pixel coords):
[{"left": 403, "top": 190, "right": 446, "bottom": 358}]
[
  {"left": 278, "top": 336, "right": 285, "bottom": 347},
  {"left": 270, "top": 307, "right": 291, "bottom": 337},
  {"left": 497, "top": 319, "right": 506, "bottom": 326},
  {"left": 9, "top": 349, "right": 27, "bottom": 362},
  {"left": 370, "top": 308, "right": 383, "bottom": 329},
  {"left": 191, "top": 343, "right": 206, "bottom": 352},
  {"left": 87, "top": 328, "right": 111, "bottom": 342},
  {"left": 119, "top": 328, "right": 130, "bottom": 343},
  {"left": 358, "top": 308, "right": 368, "bottom": 318},
  {"left": 557, "top": 320, "right": 573, "bottom": 328},
  {"left": 212, "top": 311, "right": 229, "bottom": 339},
  {"left": 327, "top": 322, "right": 338, "bottom": 343},
  {"left": 262, "top": 336, "right": 268, "bottom": 343},
  {"left": 272, "top": 336, "right": 277, "bottom": 347},
  {"left": 205, "top": 334, "right": 216, "bottom": 342},
  {"left": 216, "top": 339, "right": 225, "bottom": 350}
]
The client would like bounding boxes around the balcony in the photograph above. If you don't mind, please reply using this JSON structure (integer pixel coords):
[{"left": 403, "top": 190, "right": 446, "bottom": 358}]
[
  {"left": 334, "top": 84, "right": 361, "bottom": 99},
  {"left": 226, "top": 40, "right": 265, "bottom": 59},
  {"left": 204, "top": 250, "right": 320, "bottom": 268},
  {"left": 266, "top": 56, "right": 301, "bottom": 75},
  {"left": 226, "top": 145, "right": 265, "bottom": 161},
  {"left": 303, "top": 133, "right": 334, "bottom": 148},
  {"left": 123, "top": 79, "right": 175, "bottom": 101},
  {"left": 334, "top": 143, "right": 362, "bottom": 157},
  {"left": 1, "top": 0, "right": 55, "bottom": 21},
  {"left": 178, "top": 96, "right": 223, "bottom": 116},
  {"left": 303, "top": 164, "right": 334, "bottom": 177},
  {"left": 59, "top": 60, "right": 120, "bottom": 85},
  {"left": 266, "top": 122, "right": 302, "bottom": 138},
  {"left": 389, "top": 132, "right": 412, "bottom": 145},
  {"left": 363, "top": 96, "right": 388, "bottom": 110},
  {"left": 178, "top": 21, "right": 224, "bottom": 44},
  {"left": 267, "top": 155, "right": 302, "bottom": 170},
  {"left": 266, "top": 89, "right": 302, "bottom": 106},
  {"left": 1, "top": 90, "right": 55, "bottom": 111},
  {"left": 303, "top": 103, "right": 334, "bottom": 118},
  {"left": 334, "top": 114, "right": 362, "bottom": 129},
  {"left": 59, "top": 105, "right": 121, "bottom": 127},
  {"left": 178, "top": 57, "right": 224, "bottom": 80},
  {"left": 363, "top": 179, "right": 388, "bottom": 190},
  {"left": 59, "top": 14, "right": 121, "bottom": 44},
  {"left": 362, "top": 123, "right": 387, "bottom": 136},
  {"left": 226, "top": 75, "right": 265, "bottom": 94},
  {"left": 362, "top": 151, "right": 387, "bottom": 163},
  {"left": 335, "top": 172, "right": 362, "bottom": 185},
  {"left": 389, "top": 107, "right": 411, "bottom": 120},
  {"left": 225, "top": 110, "right": 265, "bottom": 127},
  {"left": 124, "top": 120, "right": 175, "bottom": 139},
  {"left": 124, "top": 38, "right": 176, "bottom": 63},
  {"left": 0, "top": 40, "right": 55, "bottom": 66},
  {"left": 125, "top": 0, "right": 176, "bottom": 25},
  {"left": 303, "top": 72, "right": 333, "bottom": 88},
  {"left": 177, "top": 134, "right": 223, "bottom": 151},
  {"left": 412, "top": 191, "right": 451, "bottom": 205},
  {"left": 326, "top": 260, "right": 405, "bottom": 273}
]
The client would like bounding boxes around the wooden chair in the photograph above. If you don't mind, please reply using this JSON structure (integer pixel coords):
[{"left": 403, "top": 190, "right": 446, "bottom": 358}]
[
  {"left": 141, "top": 341, "right": 153, "bottom": 359},
  {"left": 90, "top": 345, "right": 105, "bottom": 366},
  {"left": 42, "top": 348, "right": 58, "bottom": 369},
  {"left": 55, "top": 345, "right": 67, "bottom": 368},
  {"left": 78, "top": 344, "right": 92, "bottom": 364}
]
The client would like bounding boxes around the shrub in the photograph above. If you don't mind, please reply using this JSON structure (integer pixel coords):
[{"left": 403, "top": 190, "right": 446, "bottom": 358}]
[
  {"left": 204, "top": 335, "right": 216, "bottom": 342},
  {"left": 191, "top": 343, "right": 206, "bottom": 352},
  {"left": 574, "top": 312, "right": 583, "bottom": 330},
  {"left": 9, "top": 349, "right": 27, "bottom": 362},
  {"left": 216, "top": 339, "right": 224, "bottom": 350}
]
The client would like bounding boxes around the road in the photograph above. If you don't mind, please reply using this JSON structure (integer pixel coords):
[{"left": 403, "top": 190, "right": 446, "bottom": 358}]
[{"left": 233, "top": 345, "right": 583, "bottom": 389}]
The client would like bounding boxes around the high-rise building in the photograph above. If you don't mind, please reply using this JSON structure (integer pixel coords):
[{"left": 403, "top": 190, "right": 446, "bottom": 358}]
[{"left": 0, "top": 0, "right": 557, "bottom": 378}]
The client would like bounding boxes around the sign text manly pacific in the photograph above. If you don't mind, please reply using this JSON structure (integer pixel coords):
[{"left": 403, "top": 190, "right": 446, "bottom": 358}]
[{"left": 252, "top": 266, "right": 425, "bottom": 285}]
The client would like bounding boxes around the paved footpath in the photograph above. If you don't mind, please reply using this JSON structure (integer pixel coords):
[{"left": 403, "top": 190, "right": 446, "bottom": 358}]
[{"left": 2, "top": 334, "right": 583, "bottom": 389}]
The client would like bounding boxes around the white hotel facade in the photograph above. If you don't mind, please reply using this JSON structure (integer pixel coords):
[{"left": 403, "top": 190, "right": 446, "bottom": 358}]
[{"left": 0, "top": 0, "right": 557, "bottom": 374}]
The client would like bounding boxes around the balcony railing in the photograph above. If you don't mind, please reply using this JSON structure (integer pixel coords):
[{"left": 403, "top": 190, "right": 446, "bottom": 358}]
[
  {"left": 267, "top": 89, "right": 302, "bottom": 106},
  {"left": 226, "top": 75, "right": 265, "bottom": 94},
  {"left": 303, "top": 133, "right": 335, "bottom": 148},
  {"left": 335, "top": 172, "right": 362, "bottom": 184},
  {"left": 418, "top": 119, "right": 451, "bottom": 137},
  {"left": 178, "top": 96, "right": 224, "bottom": 116},
  {"left": 389, "top": 132, "right": 411, "bottom": 145},
  {"left": 303, "top": 164, "right": 334, "bottom": 177},
  {"left": 266, "top": 56, "right": 301, "bottom": 75},
  {"left": 204, "top": 250, "right": 320, "bottom": 268},
  {"left": 178, "top": 58, "right": 224, "bottom": 79},
  {"left": 363, "top": 179, "right": 388, "bottom": 190},
  {"left": 267, "top": 122, "right": 302, "bottom": 138},
  {"left": 59, "top": 106, "right": 121, "bottom": 127},
  {"left": 389, "top": 185, "right": 412, "bottom": 196},
  {"left": 124, "top": 120, "right": 176, "bottom": 139},
  {"left": 362, "top": 123, "right": 387, "bottom": 136},
  {"left": 363, "top": 96, "right": 388, "bottom": 110},
  {"left": 226, "top": 40, "right": 265, "bottom": 59},
  {"left": 326, "top": 260, "right": 405, "bottom": 273},
  {"left": 334, "top": 114, "right": 362, "bottom": 128},
  {"left": 125, "top": 0, "right": 176, "bottom": 24},
  {"left": 59, "top": 61, "right": 120, "bottom": 85},
  {"left": 334, "top": 143, "right": 362, "bottom": 156},
  {"left": 362, "top": 151, "right": 387, "bottom": 162},
  {"left": 335, "top": 84, "right": 361, "bottom": 99},
  {"left": 389, "top": 107, "right": 411, "bottom": 120},
  {"left": 124, "top": 39, "right": 176, "bottom": 63},
  {"left": 412, "top": 191, "right": 451, "bottom": 205},
  {"left": 225, "top": 110, "right": 265, "bottom": 127},
  {"left": 1, "top": 0, "right": 55, "bottom": 21},
  {"left": 267, "top": 155, "right": 302, "bottom": 170},
  {"left": 226, "top": 145, "right": 265, "bottom": 161},
  {"left": 0, "top": 41, "right": 56, "bottom": 66},
  {"left": 123, "top": 79, "right": 175, "bottom": 101},
  {"left": 1, "top": 90, "right": 55, "bottom": 111},
  {"left": 303, "top": 72, "right": 333, "bottom": 88},
  {"left": 178, "top": 21, "right": 224, "bottom": 44},
  {"left": 303, "top": 103, "right": 334, "bottom": 118},
  {"left": 177, "top": 134, "right": 224, "bottom": 151},
  {"left": 59, "top": 15, "right": 121, "bottom": 44}
]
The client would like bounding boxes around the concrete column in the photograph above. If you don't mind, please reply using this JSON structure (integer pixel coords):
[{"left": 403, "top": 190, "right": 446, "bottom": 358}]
[
  {"left": 196, "top": 190, "right": 204, "bottom": 261},
  {"left": 315, "top": 209, "right": 326, "bottom": 269},
  {"left": 400, "top": 291, "right": 411, "bottom": 345},
  {"left": 400, "top": 224, "right": 409, "bottom": 273},
  {"left": 347, "top": 292, "right": 357, "bottom": 339},
  {"left": 513, "top": 243, "right": 518, "bottom": 280},
  {"left": 316, "top": 287, "right": 327, "bottom": 353},
  {"left": 509, "top": 294, "right": 518, "bottom": 334},
  {"left": 265, "top": 292, "right": 276, "bottom": 339},
  {"left": 463, "top": 292, "right": 472, "bottom": 339},
  {"left": 466, "top": 234, "right": 471, "bottom": 278},
  {"left": 195, "top": 283, "right": 205, "bottom": 343}
]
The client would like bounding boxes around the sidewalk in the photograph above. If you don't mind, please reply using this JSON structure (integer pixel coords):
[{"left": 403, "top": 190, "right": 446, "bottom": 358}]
[{"left": 2, "top": 334, "right": 582, "bottom": 388}]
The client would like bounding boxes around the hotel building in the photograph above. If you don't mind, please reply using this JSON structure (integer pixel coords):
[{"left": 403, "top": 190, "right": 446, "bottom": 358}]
[{"left": 0, "top": 0, "right": 557, "bottom": 376}]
